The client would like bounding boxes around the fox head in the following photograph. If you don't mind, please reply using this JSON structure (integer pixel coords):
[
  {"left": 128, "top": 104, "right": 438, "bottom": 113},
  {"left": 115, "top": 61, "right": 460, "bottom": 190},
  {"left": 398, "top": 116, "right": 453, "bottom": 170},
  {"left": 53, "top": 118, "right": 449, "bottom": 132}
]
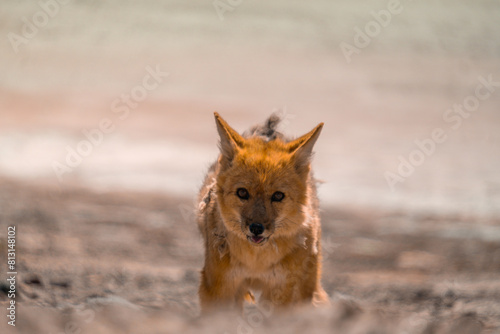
[{"left": 213, "top": 112, "right": 323, "bottom": 246}]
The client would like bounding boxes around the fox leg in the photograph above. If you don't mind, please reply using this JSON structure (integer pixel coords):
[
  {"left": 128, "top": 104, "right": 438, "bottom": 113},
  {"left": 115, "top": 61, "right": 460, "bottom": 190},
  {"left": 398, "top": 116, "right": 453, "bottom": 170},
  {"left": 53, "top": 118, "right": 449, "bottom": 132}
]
[
  {"left": 261, "top": 278, "right": 328, "bottom": 309},
  {"left": 199, "top": 267, "right": 245, "bottom": 313},
  {"left": 260, "top": 280, "right": 297, "bottom": 309},
  {"left": 260, "top": 256, "right": 329, "bottom": 308}
]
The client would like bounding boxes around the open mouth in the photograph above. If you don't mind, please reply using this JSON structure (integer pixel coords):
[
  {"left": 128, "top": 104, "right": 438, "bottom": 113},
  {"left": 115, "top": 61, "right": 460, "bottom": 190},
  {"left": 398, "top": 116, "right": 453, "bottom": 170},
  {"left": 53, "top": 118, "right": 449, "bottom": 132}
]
[{"left": 247, "top": 235, "right": 267, "bottom": 245}]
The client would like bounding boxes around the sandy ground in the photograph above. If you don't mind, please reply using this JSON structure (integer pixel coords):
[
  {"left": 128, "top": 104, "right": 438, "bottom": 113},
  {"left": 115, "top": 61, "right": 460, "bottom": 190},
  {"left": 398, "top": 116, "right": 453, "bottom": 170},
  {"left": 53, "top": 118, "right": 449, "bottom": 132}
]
[
  {"left": 0, "top": 177, "right": 500, "bottom": 333},
  {"left": 1, "top": 0, "right": 500, "bottom": 333}
]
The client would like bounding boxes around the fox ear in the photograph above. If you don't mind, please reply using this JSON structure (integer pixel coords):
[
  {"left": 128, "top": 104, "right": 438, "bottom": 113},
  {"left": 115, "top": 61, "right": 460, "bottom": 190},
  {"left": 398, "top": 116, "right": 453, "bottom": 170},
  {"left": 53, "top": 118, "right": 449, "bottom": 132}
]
[
  {"left": 288, "top": 122, "right": 324, "bottom": 174},
  {"left": 214, "top": 112, "right": 245, "bottom": 166}
]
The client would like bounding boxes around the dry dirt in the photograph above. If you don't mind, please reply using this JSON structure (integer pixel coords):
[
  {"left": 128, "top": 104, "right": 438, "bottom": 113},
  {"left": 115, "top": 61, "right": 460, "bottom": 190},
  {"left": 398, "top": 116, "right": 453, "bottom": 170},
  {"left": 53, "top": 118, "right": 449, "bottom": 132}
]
[{"left": 0, "top": 177, "right": 499, "bottom": 333}]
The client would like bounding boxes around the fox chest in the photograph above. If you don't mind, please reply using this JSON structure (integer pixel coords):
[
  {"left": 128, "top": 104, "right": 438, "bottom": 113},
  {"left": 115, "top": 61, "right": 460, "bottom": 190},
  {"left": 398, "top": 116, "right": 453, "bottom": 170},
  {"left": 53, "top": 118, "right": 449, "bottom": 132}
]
[
  {"left": 229, "top": 260, "right": 287, "bottom": 288},
  {"left": 227, "top": 243, "right": 289, "bottom": 283}
]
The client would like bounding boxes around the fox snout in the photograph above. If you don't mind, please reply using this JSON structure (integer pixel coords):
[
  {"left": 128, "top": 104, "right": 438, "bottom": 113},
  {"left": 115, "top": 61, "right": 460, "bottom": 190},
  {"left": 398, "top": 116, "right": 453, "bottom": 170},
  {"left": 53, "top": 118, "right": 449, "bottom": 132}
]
[
  {"left": 240, "top": 197, "right": 276, "bottom": 244},
  {"left": 249, "top": 223, "right": 264, "bottom": 236},
  {"left": 244, "top": 218, "right": 272, "bottom": 237},
  {"left": 248, "top": 223, "right": 266, "bottom": 244},
  {"left": 246, "top": 222, "right": 267, "bottom": 244}
]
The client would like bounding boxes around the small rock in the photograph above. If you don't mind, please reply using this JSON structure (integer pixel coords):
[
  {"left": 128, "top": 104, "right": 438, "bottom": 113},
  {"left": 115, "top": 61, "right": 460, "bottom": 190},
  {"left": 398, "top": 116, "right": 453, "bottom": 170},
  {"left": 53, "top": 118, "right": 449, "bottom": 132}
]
[
  {"left": 50, "top": 280, "right": 71, "bottom": 289},
  {"left": 86, "top": 295, "right": 141, "bottom": 311},
  {"left": 24, "top": 275, "right": 44, "bottom": 287}
]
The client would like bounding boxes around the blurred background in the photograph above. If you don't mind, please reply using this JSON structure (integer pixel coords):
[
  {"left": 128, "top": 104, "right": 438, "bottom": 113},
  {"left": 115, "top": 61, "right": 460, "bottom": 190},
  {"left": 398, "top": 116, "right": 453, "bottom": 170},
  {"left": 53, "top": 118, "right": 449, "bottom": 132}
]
[
  {"left": 1, "top": 0, "right": 500, "bottom": 333},
  {"left": 1, "top": 0, "right": 499, "bottom": 215}
]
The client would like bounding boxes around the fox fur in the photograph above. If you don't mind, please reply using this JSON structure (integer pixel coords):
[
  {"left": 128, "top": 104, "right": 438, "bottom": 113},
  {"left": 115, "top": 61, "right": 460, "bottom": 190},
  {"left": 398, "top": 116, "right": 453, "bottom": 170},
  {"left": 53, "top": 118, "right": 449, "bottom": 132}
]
[{"left": 197, "top": 112, "right": 329, "bottom": 312}]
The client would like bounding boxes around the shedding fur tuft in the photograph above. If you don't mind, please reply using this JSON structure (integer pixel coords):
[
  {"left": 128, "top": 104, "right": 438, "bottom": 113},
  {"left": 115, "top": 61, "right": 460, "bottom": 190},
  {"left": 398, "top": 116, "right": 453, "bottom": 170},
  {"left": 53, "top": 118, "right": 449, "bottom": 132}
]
[{"left": 243, "top": 112, "right": 285, "bottom": 142}]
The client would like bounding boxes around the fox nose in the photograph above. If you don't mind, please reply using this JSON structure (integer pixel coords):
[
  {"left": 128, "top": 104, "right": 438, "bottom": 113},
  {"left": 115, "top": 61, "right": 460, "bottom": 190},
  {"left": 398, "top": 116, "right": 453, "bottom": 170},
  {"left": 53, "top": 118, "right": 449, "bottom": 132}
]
[{"left": 249, "top": 223, "right": 264, "bottom": 236}]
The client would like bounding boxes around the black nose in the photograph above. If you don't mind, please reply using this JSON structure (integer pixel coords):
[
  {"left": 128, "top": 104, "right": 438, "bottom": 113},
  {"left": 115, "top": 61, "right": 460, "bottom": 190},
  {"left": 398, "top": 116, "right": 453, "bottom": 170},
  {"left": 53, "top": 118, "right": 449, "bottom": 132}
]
[{"left": 249, "top": 223, "right": 264, "bottom": 236}]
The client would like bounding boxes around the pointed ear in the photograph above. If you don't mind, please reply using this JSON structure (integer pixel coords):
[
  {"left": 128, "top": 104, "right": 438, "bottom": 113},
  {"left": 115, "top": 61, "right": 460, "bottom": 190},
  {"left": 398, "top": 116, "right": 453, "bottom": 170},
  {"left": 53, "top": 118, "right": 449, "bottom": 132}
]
[
  {"left": 288, "top": 122, "right": 324, "bottom": 174},
  {"left": 214, "top": 112, "right": 245, "bottom": 166}
]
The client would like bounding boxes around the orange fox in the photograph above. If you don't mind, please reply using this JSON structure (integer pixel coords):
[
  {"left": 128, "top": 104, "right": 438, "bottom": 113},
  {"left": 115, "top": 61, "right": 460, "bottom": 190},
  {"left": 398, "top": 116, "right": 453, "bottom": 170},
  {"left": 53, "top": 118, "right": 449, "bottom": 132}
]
[{"left": 197, "top": 112, "right": 329, "bottom": 312}]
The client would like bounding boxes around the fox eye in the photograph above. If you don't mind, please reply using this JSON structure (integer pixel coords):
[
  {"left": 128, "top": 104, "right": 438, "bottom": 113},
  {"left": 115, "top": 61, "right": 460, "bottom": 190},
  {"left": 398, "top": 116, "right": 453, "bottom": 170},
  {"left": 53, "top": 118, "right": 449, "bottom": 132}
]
[
  {"left": 271, "top": 191, "right": 285, "bottom": 202},
  {"left": 236, "top": 188, "right": 250, "bottom": 200}
]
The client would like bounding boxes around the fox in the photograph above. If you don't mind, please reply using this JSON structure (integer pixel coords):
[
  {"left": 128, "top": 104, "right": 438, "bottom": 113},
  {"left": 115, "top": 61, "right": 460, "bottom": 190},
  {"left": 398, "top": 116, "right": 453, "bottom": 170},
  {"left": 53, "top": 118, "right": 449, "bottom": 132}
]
[{"left": 197, "top": 112, "right": 329, "bottom": 313}]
